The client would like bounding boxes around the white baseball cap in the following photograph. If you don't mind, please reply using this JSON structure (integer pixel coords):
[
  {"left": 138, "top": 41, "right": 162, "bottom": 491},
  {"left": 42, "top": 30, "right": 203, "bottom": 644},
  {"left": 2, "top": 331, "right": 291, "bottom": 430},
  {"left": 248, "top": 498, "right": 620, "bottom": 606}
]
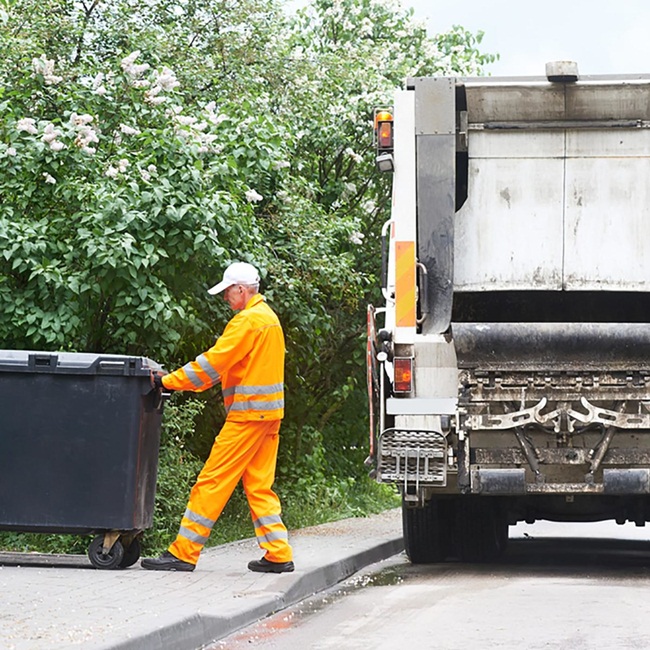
[{"left": 208, "top": 262, "right": 260, "bottom": 295}]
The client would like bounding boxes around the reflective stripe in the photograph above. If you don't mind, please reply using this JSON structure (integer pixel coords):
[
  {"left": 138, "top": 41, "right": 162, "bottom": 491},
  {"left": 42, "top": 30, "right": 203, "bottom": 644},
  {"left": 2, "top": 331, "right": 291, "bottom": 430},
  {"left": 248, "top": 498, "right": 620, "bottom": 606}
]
[
  {"left": 229, "top": 399, "right": 284, "bottom": 412},
  {"left": 196, "top": 354, "right": 220, "bottom": 384},
  {"left": 178, "top": 525, "right": 209, "bottom": 545},
  {"left": 253, "top": 514, "right": 283, "bottom": 528},
  {"left": 184, "top": 508, "right": 215, "bottom": 529},
  {"left": 223, "top": 383, "right": 283, "bottom": 398},
  {"left": 183, "top": 363, "right": 204, "bottom": 389},
  {"left": 256, "top": 529, "right": 289, "bottom": 543},
  {"left": 395, "top": 240, "right": 416, "bottom": 328},
  {"left": 235, "top": 383, "right": 283, "bottom": 395}
]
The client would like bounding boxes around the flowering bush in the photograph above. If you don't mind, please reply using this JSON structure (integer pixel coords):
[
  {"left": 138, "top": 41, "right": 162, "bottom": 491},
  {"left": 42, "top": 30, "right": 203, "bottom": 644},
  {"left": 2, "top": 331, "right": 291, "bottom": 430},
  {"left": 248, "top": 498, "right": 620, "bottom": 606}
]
[
  {"left": 0, "top": 0, "right": 495, "bottom": 552},
  {"left": 0, "top": 46, "right": 289, "bottom": 356}
]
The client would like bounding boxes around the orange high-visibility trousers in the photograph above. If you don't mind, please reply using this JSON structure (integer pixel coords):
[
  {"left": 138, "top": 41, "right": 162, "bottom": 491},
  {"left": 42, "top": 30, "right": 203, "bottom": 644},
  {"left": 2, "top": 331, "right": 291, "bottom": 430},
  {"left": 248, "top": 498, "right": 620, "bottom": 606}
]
[{"left": 168, "top": 418, "right": 292, "bottom": 565}]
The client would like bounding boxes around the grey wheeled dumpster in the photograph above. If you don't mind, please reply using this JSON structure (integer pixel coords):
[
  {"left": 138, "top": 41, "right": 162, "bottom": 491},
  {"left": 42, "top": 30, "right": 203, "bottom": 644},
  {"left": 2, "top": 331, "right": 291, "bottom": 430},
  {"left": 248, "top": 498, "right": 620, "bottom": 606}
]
[{"left": 0, "top": 350, "right": 166, "bottom": 569}]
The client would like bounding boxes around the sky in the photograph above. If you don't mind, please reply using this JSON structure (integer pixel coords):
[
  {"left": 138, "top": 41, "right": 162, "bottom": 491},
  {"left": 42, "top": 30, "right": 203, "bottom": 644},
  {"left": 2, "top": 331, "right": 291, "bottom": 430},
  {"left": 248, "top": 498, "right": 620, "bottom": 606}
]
[{"left": 408, "top": 0, "right": 650, "bottom": 77}]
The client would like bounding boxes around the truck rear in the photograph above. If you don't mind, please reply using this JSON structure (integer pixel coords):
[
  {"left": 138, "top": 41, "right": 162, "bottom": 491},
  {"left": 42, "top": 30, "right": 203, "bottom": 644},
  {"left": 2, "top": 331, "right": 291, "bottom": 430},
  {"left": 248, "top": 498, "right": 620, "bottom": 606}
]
[{"left": 367, "top": 62, "right": 650, "bottom": 562}]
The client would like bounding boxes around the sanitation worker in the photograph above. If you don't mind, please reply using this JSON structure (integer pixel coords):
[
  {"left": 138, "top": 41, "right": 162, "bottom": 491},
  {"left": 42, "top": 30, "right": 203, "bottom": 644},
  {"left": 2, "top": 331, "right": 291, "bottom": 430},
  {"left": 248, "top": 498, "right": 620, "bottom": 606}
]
[{"left": 141, "top": 262, "right": 294, "bottom": 573}]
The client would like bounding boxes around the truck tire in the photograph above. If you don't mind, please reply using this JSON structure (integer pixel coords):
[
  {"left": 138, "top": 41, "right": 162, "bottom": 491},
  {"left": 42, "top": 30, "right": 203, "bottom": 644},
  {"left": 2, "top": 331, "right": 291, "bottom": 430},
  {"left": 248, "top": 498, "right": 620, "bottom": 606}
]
[
  {"left": 402, "top": 497, "right": 451, "bottom": 563},
  {"left": 453, "top": 497, "right": 508, "bottom": 563}
]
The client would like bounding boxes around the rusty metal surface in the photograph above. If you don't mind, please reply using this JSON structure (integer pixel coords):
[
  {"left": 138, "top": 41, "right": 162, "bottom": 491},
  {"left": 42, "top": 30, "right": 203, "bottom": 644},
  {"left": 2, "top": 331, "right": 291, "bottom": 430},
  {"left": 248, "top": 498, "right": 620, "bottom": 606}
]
[{"left": 472, "top": 447, "right": 650, "bottom": 466}]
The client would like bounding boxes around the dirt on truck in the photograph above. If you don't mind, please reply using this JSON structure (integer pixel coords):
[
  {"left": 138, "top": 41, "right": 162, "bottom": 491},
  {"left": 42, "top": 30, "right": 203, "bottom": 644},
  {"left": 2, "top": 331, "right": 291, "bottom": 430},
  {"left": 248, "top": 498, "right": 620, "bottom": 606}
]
[{"left": 367, "top": 61, "right": 650, "bottom": 563}]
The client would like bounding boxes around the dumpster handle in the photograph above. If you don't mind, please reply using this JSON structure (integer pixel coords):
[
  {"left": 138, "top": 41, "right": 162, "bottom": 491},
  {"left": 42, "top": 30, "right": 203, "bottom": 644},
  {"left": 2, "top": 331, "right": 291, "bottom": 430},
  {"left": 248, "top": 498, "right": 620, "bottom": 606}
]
[{"left": 28, "top": 353, "right": 58, "bottom": 371}]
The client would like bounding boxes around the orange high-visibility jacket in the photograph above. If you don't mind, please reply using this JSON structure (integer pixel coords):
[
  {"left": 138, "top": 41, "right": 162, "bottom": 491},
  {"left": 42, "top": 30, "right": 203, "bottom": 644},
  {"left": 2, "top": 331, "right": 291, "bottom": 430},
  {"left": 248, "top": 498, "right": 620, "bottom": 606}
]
[{"left": 162, "top": 294, "right": 284, "bottom": 421}]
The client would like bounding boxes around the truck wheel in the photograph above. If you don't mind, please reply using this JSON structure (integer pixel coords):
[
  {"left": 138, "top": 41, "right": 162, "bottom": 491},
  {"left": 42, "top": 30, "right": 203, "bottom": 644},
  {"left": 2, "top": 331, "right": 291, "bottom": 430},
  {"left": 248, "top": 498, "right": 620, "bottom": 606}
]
[
  {"left": 402, "top": 497, "right": 451, "bottom": 563},
  {"left": 88, "top": 535, "right": 125, "bottom": 570},
  {"left": 454, "top": 497, "right": 507, "bottom": 563}
]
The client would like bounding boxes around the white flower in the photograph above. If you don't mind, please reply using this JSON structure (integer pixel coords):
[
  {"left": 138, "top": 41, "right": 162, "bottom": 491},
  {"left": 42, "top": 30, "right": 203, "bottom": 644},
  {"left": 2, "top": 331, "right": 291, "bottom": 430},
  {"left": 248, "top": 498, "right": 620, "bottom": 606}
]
[
  {"left": 94, "top": 85, "right": 107, "bottom": 96},
  {"left": 155, "top": 66, "right": 179, "bottom": 92},
  {"left": 128, "top": 64, "right": 150, "bottom": 78},
  {"left": 49, "top": 140, "right": 66, "bottom": 152},
  {"left": 145, "top": 94, "right": 167, "bottom": 105},
  {"left": 16, "top": 118, "right": 38, "bottom": 135},
  {"left": 140, "top": 168, "right": 151, "bottom": 182},
  {"left": 245, "top": 189, "right": 263, "bottom": 203},
  {"left": 209, "top": 112, "right": 228, "bottom": 126},
  {"left": 69, "top": 113, "right": 94, "bottom": 126},
  {"left": 147, "top": 164, "right": 157, "bottom": 174},
  {"left": 117, "top": 159, "right": 129, "bottom": 173},
  {"left": 120, "top": 51, "right": 141, "bottom": 68},
  {"left": 74, "top": 125, "right": 99, "bottom": 149},
  {"left": 204, "top": 103, "right": 228, "bottom": 125},
  {"left": 119, "top": 123, "right": 140, "bottom": 136},
  {"left": 198, "top": 133, "right": 218, "bottom": 147},
  {"left": 81, "top": 146, "right": 96, "bottom": 155},
  {"left": 41, "top": 123, "right": 61, "bottom": 144},
  {"left": 344, "top": 147, "right": 363, "bottom": 164},
  {"left": 42, "top": 172, "right": 56, "bottom": 184},
  {"left": 120, "top": 51, "right": 150, "bottom": 80},
  {"left": 32, "top": 54, "right": 63, "bottom": 85},
  {"left": 272, "top": 160, "right": 290, "bottom": 171},
  {"left": 5, "top": 147, "right": 16, "bottom": 156},
  {"left": 174, "top": 115, "right": 196, "bottom": 127},
  {"left": 350, "top": 231, "right": 365, "bottom": 245},
  {"left": 105, "top": 166, "right": 119, "bottom": 178}
]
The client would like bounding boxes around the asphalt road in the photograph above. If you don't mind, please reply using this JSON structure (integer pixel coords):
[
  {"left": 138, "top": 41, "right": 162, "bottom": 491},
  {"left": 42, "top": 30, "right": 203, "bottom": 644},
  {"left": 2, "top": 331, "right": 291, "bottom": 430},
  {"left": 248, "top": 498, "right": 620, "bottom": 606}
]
[{"left": 210, "top": 520, "right": 650, "bottom": 650}]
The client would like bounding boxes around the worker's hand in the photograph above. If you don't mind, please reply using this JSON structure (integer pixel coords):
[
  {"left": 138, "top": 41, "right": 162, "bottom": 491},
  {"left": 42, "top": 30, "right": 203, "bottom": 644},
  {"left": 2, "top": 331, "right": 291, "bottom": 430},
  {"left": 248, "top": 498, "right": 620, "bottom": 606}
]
[{"left": 152, "top": 373, "right": 171, "bottom": 390}]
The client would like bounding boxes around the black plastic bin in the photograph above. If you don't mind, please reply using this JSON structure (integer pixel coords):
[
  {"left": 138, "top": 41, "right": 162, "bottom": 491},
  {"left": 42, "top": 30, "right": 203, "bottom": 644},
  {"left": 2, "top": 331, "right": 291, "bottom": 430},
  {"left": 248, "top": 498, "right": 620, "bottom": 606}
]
[{"left": 0, "top": 350, "right": 166, "bottom": 569}]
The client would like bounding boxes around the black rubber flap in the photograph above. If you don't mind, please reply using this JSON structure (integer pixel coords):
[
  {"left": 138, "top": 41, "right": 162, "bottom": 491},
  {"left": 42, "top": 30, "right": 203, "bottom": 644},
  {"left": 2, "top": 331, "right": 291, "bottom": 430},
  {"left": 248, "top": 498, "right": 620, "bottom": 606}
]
[{"left": 452, "top": 322, "right": 650, "bottom": 371}]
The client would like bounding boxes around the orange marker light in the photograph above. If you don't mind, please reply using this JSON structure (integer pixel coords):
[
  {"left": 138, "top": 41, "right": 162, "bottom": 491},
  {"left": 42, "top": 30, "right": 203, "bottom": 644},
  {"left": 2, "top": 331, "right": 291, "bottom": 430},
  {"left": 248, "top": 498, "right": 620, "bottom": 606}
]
[{"left": 374, "top": 110, "right": 393, "bottom": 128}]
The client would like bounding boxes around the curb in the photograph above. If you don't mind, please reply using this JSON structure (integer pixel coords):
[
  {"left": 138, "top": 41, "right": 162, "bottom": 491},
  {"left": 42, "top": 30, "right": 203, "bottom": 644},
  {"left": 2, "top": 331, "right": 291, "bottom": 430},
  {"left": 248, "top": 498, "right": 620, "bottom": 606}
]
[{"left": 96, "top": 535, "right": 404, "bottom": 650}]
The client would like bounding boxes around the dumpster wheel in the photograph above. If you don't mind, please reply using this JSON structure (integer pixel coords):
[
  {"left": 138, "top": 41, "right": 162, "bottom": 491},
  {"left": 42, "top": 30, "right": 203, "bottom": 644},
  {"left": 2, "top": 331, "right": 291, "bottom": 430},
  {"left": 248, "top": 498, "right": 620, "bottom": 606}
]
[
  {"left": 88, "top": 534, "right": 125, "bottom": 570},
  {"left": 119, "top": 535, "right": 142, "bottom": 569}
]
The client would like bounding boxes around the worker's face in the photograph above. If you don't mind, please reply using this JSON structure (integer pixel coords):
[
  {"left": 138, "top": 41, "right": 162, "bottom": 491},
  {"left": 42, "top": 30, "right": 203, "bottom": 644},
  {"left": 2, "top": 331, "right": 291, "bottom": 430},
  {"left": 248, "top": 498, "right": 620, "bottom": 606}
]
[{"left": 224, "top": 284, "right": 247, "bottom": 311}]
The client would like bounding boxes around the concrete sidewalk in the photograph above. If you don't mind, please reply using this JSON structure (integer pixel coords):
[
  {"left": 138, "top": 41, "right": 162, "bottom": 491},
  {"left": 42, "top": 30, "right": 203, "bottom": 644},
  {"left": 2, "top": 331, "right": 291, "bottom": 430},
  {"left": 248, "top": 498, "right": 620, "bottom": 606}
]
[{"left": 0, "top": 509, "right": 403, "bottom": 650}]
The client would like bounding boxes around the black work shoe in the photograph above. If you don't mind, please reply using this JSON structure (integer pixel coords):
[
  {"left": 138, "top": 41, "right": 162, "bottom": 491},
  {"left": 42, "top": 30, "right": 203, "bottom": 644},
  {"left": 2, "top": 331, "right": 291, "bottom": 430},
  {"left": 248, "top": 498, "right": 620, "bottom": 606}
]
[
  {"left": 141, "top": 551, "right": 195, "bottom": 572},
  {"left": 248, "top": 557, "right": 295, "bottom": 573}
]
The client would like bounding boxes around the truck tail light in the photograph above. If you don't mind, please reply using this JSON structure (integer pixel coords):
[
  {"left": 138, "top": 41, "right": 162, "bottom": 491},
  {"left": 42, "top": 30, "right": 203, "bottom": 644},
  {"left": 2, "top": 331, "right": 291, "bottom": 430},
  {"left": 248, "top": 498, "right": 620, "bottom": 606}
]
[
  {"left": 374, "top": 108, "right": 394, "bottom": 173},
  {"left": 393, "top": 357, "right": 413, "bottom": 393},
  {"left": 374, "top": 109, "right": 394, "bottom": 150}
]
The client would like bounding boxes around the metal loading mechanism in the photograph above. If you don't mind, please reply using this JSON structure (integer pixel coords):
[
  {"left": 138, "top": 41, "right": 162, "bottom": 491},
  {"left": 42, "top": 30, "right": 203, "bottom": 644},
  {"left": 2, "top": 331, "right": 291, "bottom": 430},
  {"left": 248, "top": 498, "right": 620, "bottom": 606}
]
[
  {"left": 377, "top": 429, "right": 447, "bottom": 500},
  {"left": 453, "top": 322, "right": 650, "bottom": 496}
]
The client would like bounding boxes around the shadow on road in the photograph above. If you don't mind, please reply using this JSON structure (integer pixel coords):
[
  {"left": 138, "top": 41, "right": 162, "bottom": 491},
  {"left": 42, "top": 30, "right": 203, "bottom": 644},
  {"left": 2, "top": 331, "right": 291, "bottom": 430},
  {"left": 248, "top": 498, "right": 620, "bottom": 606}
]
[
  {"left": 500, "top": 535, "right": 650, "bottom": 571},
  {"left": 0, "top": 551, "right": 90, "bottom": 569}
]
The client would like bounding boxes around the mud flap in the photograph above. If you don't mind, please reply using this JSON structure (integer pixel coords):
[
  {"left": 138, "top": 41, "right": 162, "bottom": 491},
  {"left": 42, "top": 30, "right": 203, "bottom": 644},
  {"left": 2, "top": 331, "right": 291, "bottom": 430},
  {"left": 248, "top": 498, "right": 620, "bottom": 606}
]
[
  {"left": 471, "top": 468, "right": 527, "bottom": 495},
  {"left": 603, "top": 468, "right": 650, "bottom": 494}
]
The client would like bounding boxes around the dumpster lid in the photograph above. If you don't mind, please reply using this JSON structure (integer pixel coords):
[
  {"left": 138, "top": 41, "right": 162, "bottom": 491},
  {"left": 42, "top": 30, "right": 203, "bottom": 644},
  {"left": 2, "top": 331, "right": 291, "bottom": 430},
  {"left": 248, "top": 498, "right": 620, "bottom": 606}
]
[{"left": 0, "top": 350, "right": 164, "bottom": 376}]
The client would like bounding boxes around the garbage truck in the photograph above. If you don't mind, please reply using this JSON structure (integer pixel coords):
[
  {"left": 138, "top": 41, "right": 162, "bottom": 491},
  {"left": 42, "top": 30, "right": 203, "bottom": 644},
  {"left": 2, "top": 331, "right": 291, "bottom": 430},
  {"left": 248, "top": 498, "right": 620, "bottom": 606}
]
[{"left": 367, "top": 62, "right": 650, "bottom": 562}]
